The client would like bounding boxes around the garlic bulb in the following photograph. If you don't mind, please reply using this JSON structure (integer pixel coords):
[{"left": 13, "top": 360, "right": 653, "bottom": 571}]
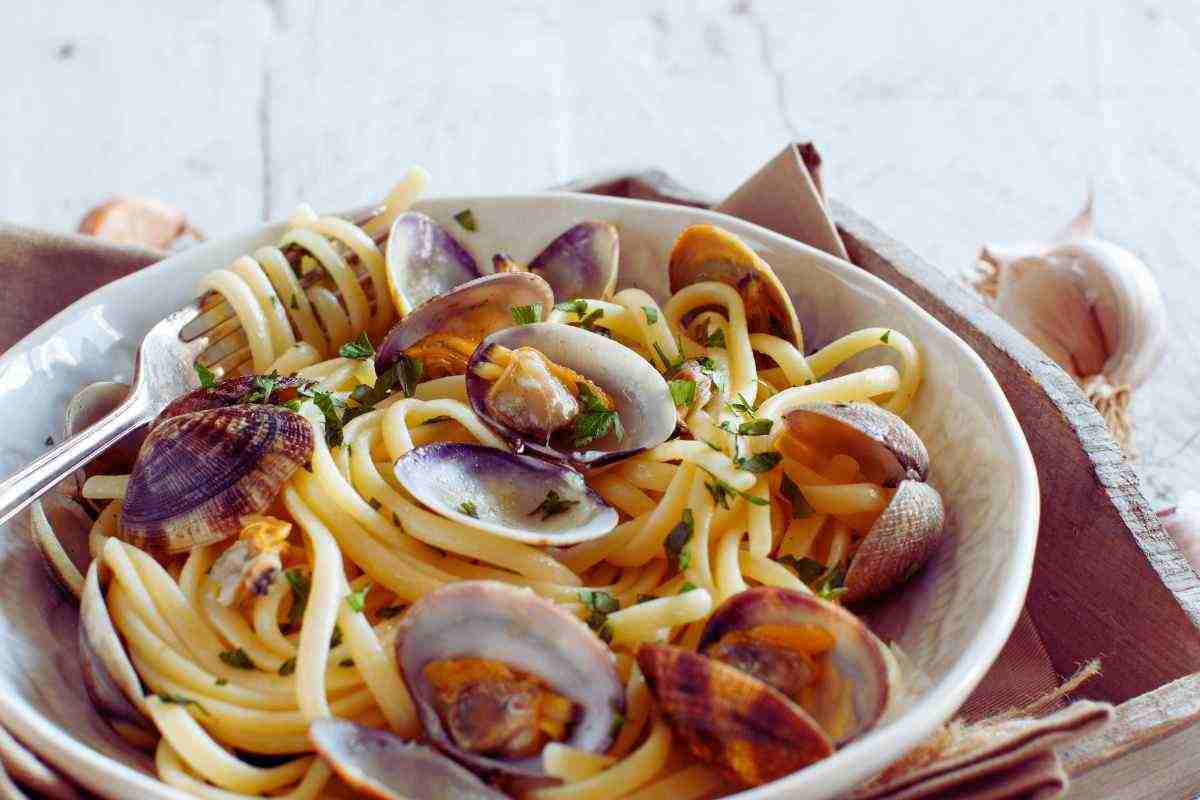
[
  {"left": 1159, "top": 492, "right": 1200, "bottom": 576},
  {"left": 975, "top": 197, "right": 1168, "bottom": 451}
]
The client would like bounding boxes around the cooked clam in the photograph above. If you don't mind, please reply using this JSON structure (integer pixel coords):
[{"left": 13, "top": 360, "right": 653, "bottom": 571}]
[
  {"left": 386, "top": 212, "right": 482, "bottom": 315},
  {"left": 375, "top": 272, "right": 555, "bottom": 377},
  {"left": 393, "top": 443, "right": 618, "bottom": 545},
  {"left": 697, "top": 587, "right": 893, "bottom": 744},
  {"left": 528, "top": 221, "right": 619, "bottom": 301},
  {"left": 465, "top": 322, "right": 676, "bottom": 469},
  {"left": 783, "top": 402, "right": 945, "bottom": 602},
  {"left": 79, "top": 558, "right": 157, "bottom": 748},
  {"left": 668, "top": 224, "right": 803, "bottom": 347},
  {"left": 118, "top": 405, "right": 313, "bottom": 554},
  {"left": 396, "top": 581, "right": 624, "bottom": 778},
  {"left": 310, "top": 719, "right": 506, "bottom": 800},
  {"left": 639, "top": 587, "right": 894, "bottom": 787},
  {"left": 158, "top": 373, "right": 310, "bottom": 421},
  {"left": 29, "top": 492, "right": 93, "bottom": 599}
]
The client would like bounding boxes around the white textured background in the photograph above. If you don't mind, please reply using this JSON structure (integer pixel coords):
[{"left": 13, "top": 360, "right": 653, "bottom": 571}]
[{"left": 2, "top": 0, "right": 1197, "bottom": 506}]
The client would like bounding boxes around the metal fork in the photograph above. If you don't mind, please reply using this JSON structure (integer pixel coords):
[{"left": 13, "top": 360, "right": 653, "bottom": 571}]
[
  {"left": 0, "top": 304, "right": 211, "bottom": 528},
  {"left": 0, "top": 205, "right": 386, "bottom": 529}
]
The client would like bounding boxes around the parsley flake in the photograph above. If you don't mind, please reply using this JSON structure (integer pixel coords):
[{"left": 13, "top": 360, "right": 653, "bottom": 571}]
[
  {"left": 680, "top": 581, "right": 698, "bottom": 593},
  {"left": 218, "top": 648, "right": 256, "bottom": 670},
  {"left": 529, "top": 490, "right": 578, "bottom": 521},
  {"left": 668, "top": 378, "right": 697, "bottom": 407},
  {"left": 458, "top": 501, "right": 479, "bottom": 519},
  {"left": 779, "top": 472, "right": 814, "bottom": 518},
  {"left": 290, "top": 293, "right": 300, "bottom": 310},
  {"left": 511, "top": 303, "right": 543, "bottom": 325},
  {"left": 881, "top": 329, "right": 891, "bottom": 344},
  {"left": 572, "top": 384, "right": 623, "bottom": 447},
  {"left": 194, "top": 361, "right": 217, "bottom": 389},
  {"left": 726, "top": 392, "right": 758, "bottom": 417},
  {"left": 453, "top": 209, "right": 477, "bottom": 232},
  {"left": 215, "top": 677, "right": 228, "bottom": 686},
  {"left": 738, "top": 418, "right": 774, "bottom": 436},
  {"left": 278, "top": 657, "right": 296, "bottom": 676},
  {"left": 665, "top": 509, "right": 694, "bottom": 571},
  {"left": 735, "top": 451, "right": 782, "bottom": 474},
  {"left": 157, "top": 693, "right": 208, "bottom": 715},
  {"left": 579, "top": 589, "right": 620, "bottom": 640},
  {"left": 310, "top": 390, "right": 343, "bottom": 446},
  {"left": 396, "top": 354, "right": 425, "bottom": 398},
  {"left": 705, "top": 328, "right": 726, "bottom": 348},
  {"left": 284, "top": 569, "right": 311, "bottom": 626},
  {"left": 338, "top": 331, "right": 374, "bottom": 360},
  {"left": 653, "top": 341, "right": 684, "bottom": 373},
  {"left": 642, "top": 307, "right": 659, "bottom": 325},
  {"left": 555, "top": 298, "right": 588, "bottom": 316},
  {"left": 346, "top": 583, "right": 371, "bottom": 613}
]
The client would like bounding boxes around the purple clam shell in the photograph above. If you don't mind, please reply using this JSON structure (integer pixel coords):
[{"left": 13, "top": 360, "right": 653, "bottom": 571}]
[
  {"left": 395, "top": 581, "right": 624, "bottom": 779},
  {"left": 375, "top": 272, "right": 554, "bottom": 372},
  {"left": 310, "top": 718, "right": 507, "bottom": 800},
  {"left": 386, "top": 211, "right": 481, "bottom": 313},
  {"left": 465, "top": 322, "right": 675, "bottom": 469},
  {"left": 528, "top": 221, "right": 619, "bottom": 301},
  {"left": 393, "top": 442, "right": 617, "bottom": 545}
]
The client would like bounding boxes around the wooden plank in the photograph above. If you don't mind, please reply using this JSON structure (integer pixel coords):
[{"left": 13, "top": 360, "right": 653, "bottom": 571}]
[
  {"left": 0, "top": 0, "right": 271, "bottom": 234},
  {"left": 830, "top": 200, "right": 1200, "bottom": 703}
]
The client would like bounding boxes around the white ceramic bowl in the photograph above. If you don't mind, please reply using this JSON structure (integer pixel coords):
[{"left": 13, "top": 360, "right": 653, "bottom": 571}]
[{"left": 0, "top": 194, "right": 1038, "bottom": 800}]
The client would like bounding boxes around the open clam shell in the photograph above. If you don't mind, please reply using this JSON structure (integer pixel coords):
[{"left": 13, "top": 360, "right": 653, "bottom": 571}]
[
  {"left": 465, "top": 322, "right": 676, "bottom": 469},
  {"left": 637, "top": 643, "right": 834, "bottom": 787},
  {"left": 697, "top": 587, "right": 894, "bottom": 744},
  {"left": 395, "top": 581, "right": 624, "bottom": 779},
  {"left": 310, "top": 719, "right": 506, "bottom": 800},
  {"left": 783, "top": 402, "right": 929, "bottom": 485},
  {"left": 30, "top": 493, "right": 93, "bottom": 600},
  {"left": 393, "top": 443, "right": 617, "bottom": 545},
  {"left": 668, "top": 224, "right": 803, "bottom": 347},
  {"left": 375, "top": 272, "right": 555, "bottom": 374},
  {"left": 118, "top": 406, "right": 313, "bottom": 554},
  {"left": 79, "top": 559, "right": 156, "bottom": 749},
  {"left": 528, "top": 221, "right": 619, "bottom": 301},
  {"left": 385, "top": 211, "right": 481, "bottom": 315},
  {"left": 843, "top": 480, "right": 946, "bottom": 603},
  {"left": 63, "top": 381, "right": 146, "bottom": 478}
]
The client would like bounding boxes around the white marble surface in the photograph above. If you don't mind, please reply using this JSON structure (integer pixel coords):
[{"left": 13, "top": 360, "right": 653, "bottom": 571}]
[{"left": 2, "top": 0, "right": 1197, "bottom": 506}]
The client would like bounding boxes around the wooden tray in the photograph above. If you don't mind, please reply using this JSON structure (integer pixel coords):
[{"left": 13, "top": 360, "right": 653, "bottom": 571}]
[{"left": 569, "top": 168, "right": 1200, "bottom": 800}]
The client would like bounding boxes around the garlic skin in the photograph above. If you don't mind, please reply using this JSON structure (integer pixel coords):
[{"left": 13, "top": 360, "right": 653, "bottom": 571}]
[
  {"left": 976, "top": 198, "right": 1168, "bottom": 450},
  {"left": 1159, "top": 491, "right": 1200, "bottom": 577}
]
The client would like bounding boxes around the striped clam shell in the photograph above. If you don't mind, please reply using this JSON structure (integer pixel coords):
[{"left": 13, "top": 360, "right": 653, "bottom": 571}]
[
  {"left": 784, "top": 402, "right": 944, "bottom": 601},
  {"left": 698, "top": 587, "right": 895, "bottom": 744},
  {"left": 157, "top": 373, "right": 311, "bottom": 422},
  {"left": 636, "top": 643, "right": 834, "bottom": 787},
  {"left": 667, "top": 224, "right": 803, "bottom": 347},
  {"left": 118, "top": 405, "right": 312, "bottom": 554}
]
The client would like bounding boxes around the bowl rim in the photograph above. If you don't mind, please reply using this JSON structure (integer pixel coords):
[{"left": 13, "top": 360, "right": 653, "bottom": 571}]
[{"left": 0, "top": 191, "right": 1039, "bottom": 800}]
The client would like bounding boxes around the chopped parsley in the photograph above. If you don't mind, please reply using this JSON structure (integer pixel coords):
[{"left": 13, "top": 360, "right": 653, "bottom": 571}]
[
  {"left": 157, "top": 693, "right": 208, "bottom": 715},
  {"left": 290, "top": 293, "right": 300, "bottom": 310},
  {"left": 421, "top": 415, "right": 453, "bottom": 425},
  {"left": 705, "top": 328, "right": 726, "bottom": 349},
  {"left": 511, "top": 303, "right": 543, "bottom": 325},
  {"left": 346, "top": 583, "right": 372, "bottom": 613},
  {"left": 679, "top": 581, "right": 698, "bottom": 594},
  {"left": 579, "top": 589, "right": 619, "bottom": 641},
  {"left": 738, "top": 418, "right": 774, "bottom": 436},
  {"left": 653, "top": 341, "right": 684, "bottom": 373},
  {"left": 377, "top": 604, "right": 405, "bottom": 619},
  {"left": 572, "top": 307, "right": 608, "bottom": 335},
  {"left": 726, "top": 392, "right": 758, "bottom": 417},
  {"left": 779, "top": 556, "right": 846, "bottom": 601},
  {"left": 668, "top": 378, "right": 696, "bottom": 407},
  {"left": 642, "top": 307, "right": 659, "bottom": 325},
  {"left": 395, "top": 354, "right": 425, "bottom": 398},
  {"left": 194, "top": 361, "right": 217, "bottom": 389},
  {"left": 218, "top": 648, "right": 256, "bottom": 670},
  {"left": 458, "top": 501, "right": 479, "bottom": 519},
  {"left": 610, "top": 711, "right": 626, "bottom": 738},
  {"left": 703, "top": 469, "right": 769, "bottom": 508},
  {"left": 284, "top": 569, "right": 311, "bottom": 626},
  {"left": 881, "top": 329, "right": 891, "bottom": 344},
  {"left": 555, "top": 298, "right": 589, "bottom": 316},
  {"left": 529, "top": 490, "right": 578, "bottom": 521},
  {"left": 735, "top": 451, "right": 782, "bottom": 474},
  {"left": 572, "top": 384, "right": 623, "bottom": 447},
  {"left": 278, "top": 657, "right": 296, "bottom": 677},
  {"left": 338, "top": 331, "right": 374, "bottom": 360},
  {"left": 310, "top": 390, "right": 343, "bottom": 446},
  {"left": 779, "top": 472, "right": 814, "bottom": 518},
  {"left": 392, "top": 511, "right": 402, "bottom": 526},
  {"left": 283, "top": 398, "right": 302, "bottom": 412},
  {"left": 665, "top": 509, "right": 694, "bottom": 571},
  {"left": 453, "top": 209, "right": 477, "bottom": 232},
  {"left": 215, "top": 677, "right": 228, "bottom": 687}
]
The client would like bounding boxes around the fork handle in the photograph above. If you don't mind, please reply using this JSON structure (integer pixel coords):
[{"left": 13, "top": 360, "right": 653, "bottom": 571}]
[{"left": 0, "top": 387, "right": 153, "bottom": 529}]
